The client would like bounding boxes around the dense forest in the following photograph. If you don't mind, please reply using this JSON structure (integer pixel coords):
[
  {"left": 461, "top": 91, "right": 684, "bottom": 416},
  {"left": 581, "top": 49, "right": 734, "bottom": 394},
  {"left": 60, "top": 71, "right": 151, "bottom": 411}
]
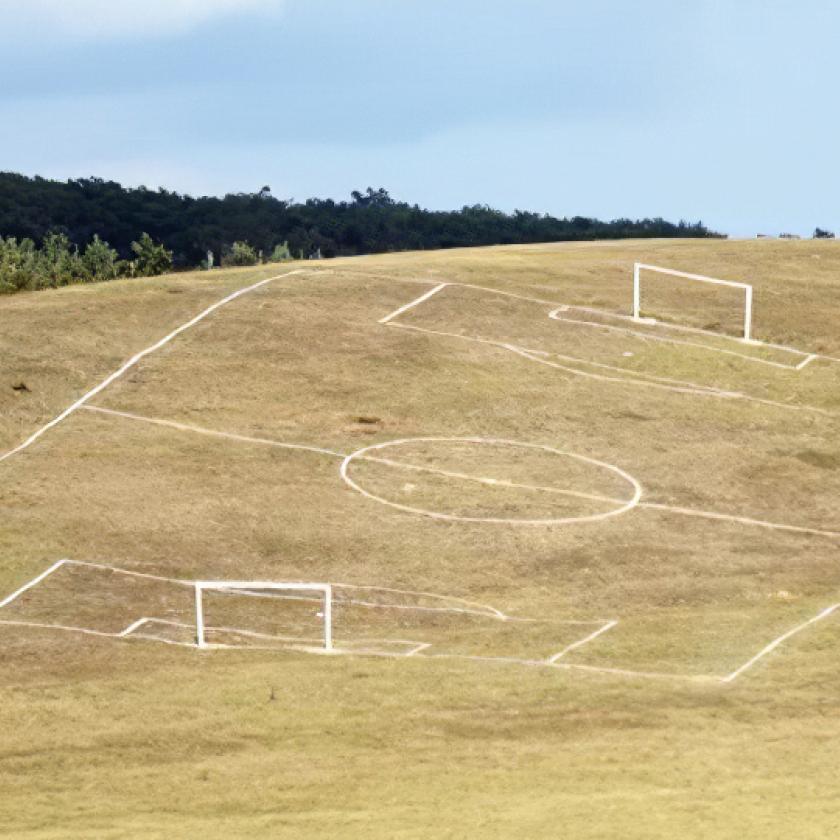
[{"left": 0, "top": 172, "right": 720, "bottom": 262}]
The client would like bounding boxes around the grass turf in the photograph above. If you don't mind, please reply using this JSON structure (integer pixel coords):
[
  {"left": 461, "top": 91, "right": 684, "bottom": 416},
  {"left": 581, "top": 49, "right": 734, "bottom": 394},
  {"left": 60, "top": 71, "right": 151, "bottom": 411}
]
[{"left": 1, "top": 238, "right": 839, "bottom": 838}]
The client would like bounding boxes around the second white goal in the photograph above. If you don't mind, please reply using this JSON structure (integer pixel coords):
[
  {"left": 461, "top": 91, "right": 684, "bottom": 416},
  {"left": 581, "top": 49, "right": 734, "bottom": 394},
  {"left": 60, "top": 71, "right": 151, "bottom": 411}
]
[
  {"left": 194, "top": 581, "right": 333, "bottom": 651},
  {"left": 633, "top": 262, "right": 755, "bottom": 343}
]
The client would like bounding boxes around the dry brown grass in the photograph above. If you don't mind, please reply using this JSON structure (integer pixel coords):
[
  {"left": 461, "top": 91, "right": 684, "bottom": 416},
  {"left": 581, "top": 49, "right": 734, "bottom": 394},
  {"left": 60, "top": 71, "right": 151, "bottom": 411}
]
[{"left": 1, "top": 239, "right": 839, "bottom": 838}]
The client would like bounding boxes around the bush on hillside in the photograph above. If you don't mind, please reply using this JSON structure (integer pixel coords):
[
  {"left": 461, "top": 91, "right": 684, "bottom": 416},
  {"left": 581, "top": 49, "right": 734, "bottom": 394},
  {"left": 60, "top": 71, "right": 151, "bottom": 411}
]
[
  {"left": 0, "top": 231, "right": 169, "bottom": 293},
  {"left": 222, "top": 241, "right": 259, "bottom": 267},
  {"left": 130, "top": 233, "right": 173, "bottom": 276},
  {"left": 82, "top": 234, "right": 120, "bottom": 280},
  {"left": 269, "top": 241, "right": 293, "bottom": 262}
]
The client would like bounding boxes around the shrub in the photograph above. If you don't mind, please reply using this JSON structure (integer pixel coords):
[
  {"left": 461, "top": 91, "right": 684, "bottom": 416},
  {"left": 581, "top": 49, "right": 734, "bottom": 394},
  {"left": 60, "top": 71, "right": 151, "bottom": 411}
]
[
  {"left": 0, "top": 236, "right": 39, "bottom": 292},
  {"left": 131, "top": 233, "right": 173, "bottom": 276},
  {"left": 0, "top": 231, "right": 173, "bottom": 294},
  {"left": 82, "top": 235, "right": 120, "bottom": 280},
  {"left": 38, "top": 231, "right": 88, "bottom": 286},
  {"left": 222, "top": 241, "right": 259, "bottom": 267},
  {"left": 269, "top": 241, "right": 292, "bottom": 262}
]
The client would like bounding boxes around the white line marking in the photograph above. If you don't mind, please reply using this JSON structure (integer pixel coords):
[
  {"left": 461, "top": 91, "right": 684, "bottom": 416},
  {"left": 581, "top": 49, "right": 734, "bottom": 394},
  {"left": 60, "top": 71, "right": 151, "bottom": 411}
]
[
  {"left": 633, "top": 262, "right": 754, "bottom": 342},
  {"left": 128, "top": 633, "right": 197, "bottom": 648},
  {"left": 506, "top": 343, "right": 740, "bottom": 400},
  {"left": 83, "top": 405, "right": 626, "bottom": 509},
  {"left": 203, "top": 582, "right": 597, "bottom": 625},
  {"left": 515, "top": 341, "right": 733, "bottom": 393},
  {"left": 398, "top": 320, "right": 730, "bottom": 397},
  {"left": 721, "top": 603, "right": 840, "bottom": 683},
  {"left": 795, "top": 354, "right": 818, "bottom": 371},
  {"left": 0, "top": 612, "right": 802, "bottom": 684},
  {"left": 549, "top": 308, "right": 799, "bottom": 371},
  {"left": 367, "top": 454, "right": 629, "bottom": 506},
  {"left": 0, "top": 270, "right": 305, "bottom": 465},
  {"left": 317, "top": 267, "right": 840, "bottom": 366},
  {"left": 118, "top": 617, "right": 153, "bottom": 637},
  {"left": 383, "top": 278, "right": 815, "bottom": 368},
  {"left": 547, "top": 620, "right": 618, "bottom": 663},
  {"left": 84, "top": 405, "right": 643, "bottom": 525},
  {"left": 340, "top": 437, "right": 643, "bottom": 526},
  {"left": 641, "top": 502, "right": 840, "bottom": 541},
  {"left": 388, "top": 322, "right": 835, "bottom": 417},
  {"left": 141, "top": 615, "right": 427, "bottom": 651},
  {"left": 378, "top": 283, "right": 448, "bottom": 324},
  {"left": 81, "top": 405, "right": 346, "bottom": 458},
  {"left": 68, "top": 558, "right": 193, "bottom": 587},
  {"left": 0, "top": 619, "right": 122, "bottom": 639},
  {"left": 417, "top": 651, "right": 717, "bottom": 682},
  {"left": 332, "top": 583, "right": 510, "bottom": 621},
  {"left": 3, "top": 558, "right": 839, "bottom": 685},
  {"left": 424, "top": 277, "right": 836, "bottom": 365},
  {"left": 0, "top": 559, "right": 69, "bottom": 608},
  {"left": 553, "top": 660, "right": 718, "bottom": 682},
  {"left": 86, "top": 404, "right": 839, "bottom": 540},
  {"left": 636, "top": 262, "right": 752, "bottom": 291},
  {"left": 0, "top": 558, "right": 519, "bottom": 626},
  {"left": 207, "top": 583, "right": 511, "bottom": 622}
]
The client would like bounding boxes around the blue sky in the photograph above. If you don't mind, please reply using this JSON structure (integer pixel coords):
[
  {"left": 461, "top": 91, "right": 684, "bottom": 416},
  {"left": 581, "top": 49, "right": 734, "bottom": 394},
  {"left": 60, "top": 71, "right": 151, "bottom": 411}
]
[{"left": 1, "top": 0, "right": 837, "bottom": 236}]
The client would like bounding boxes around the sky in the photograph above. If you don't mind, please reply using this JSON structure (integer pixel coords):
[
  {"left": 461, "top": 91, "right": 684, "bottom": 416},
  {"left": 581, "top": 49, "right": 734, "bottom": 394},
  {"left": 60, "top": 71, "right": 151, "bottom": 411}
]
[{"left": 1, "top": 0, "right": 837, "bottom": 237}]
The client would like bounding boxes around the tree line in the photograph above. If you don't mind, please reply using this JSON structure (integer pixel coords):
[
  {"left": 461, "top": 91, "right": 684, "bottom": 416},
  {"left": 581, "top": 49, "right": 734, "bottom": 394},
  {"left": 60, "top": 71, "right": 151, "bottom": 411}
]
[
  {"left": 0, "top": 232, "right": 175, "bottom": 293},
  {"left": 0, "top": 172, "right": 722, "bottom": 293}
]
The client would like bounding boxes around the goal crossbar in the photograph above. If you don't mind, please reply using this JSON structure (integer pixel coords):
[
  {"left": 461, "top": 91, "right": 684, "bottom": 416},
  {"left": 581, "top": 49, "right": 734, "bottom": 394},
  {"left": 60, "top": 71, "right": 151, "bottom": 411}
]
[
  {"left": 633, "top": 263, "right": 754, "bottom": 343},
  {"left": 194, "top": 581, "right": 333, "bottom": 651}
]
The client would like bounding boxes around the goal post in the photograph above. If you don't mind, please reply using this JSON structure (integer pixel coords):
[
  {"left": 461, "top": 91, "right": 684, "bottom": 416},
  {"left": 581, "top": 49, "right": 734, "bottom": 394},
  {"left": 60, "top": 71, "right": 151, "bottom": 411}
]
[
  {"left": 194, "top": 581, "right": 333, "bottom": 651},
  {"left": 633, "top": 263, "right": 755, "bottom": 343}
]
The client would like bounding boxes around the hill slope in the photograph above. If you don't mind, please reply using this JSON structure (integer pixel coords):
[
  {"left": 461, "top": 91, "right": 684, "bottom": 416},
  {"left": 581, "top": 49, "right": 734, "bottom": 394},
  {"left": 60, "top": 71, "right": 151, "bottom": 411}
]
[{"left": 1, "top": 238, "right": 839, "bottom": 838}]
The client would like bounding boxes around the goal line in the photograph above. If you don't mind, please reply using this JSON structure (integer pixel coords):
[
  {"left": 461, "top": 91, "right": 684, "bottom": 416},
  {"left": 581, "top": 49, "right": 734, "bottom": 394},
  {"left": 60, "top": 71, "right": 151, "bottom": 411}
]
[{"left": 633, "top": 263, "right": 755, "bottom": 343}]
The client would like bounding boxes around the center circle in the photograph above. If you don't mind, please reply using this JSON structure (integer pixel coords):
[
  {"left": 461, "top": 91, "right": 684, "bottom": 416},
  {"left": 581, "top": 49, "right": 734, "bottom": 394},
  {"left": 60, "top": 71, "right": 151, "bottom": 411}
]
[{"left": 339, "top": 437, "right": 642, "bottom": 525}]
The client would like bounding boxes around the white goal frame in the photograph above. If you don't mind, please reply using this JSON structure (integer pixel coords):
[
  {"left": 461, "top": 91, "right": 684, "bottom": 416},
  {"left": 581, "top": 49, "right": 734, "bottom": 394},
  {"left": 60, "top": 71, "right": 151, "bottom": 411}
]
[
  {"left": 633, "top": 263, "right": 755, "bottom": 343},
  {"left": 194, "top": 581, "right": 333, "bottom": 651}
]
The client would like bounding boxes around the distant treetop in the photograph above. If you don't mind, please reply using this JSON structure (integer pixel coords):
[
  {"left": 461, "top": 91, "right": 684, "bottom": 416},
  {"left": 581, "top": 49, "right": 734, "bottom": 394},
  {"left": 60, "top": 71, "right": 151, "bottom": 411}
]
[{"left": 0, "top": 171, "right": 722, "bottom": 270}]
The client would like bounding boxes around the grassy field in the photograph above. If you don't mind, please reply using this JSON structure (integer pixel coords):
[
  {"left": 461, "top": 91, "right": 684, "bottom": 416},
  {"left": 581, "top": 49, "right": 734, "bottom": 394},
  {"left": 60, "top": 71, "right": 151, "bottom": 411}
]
[{"left": 1, "top": 238, "right": 839, "bottom": 838}]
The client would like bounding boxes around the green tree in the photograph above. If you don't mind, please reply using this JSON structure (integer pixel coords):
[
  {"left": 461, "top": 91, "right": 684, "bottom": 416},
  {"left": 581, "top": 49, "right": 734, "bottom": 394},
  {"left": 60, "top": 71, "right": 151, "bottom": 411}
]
[
  {"left": 0, "top": 236, "right": 38, "bottom": 292},
  {"left": 0, "top": 172, "right": 722, "bottom": 280},
  {"left": 38, "top": 231, "right": 86, "bottom": 286},
  {"left": 268, "top": 240, "right": 292, "bottom": 262},
  {"left": 222, "top": 241, "right": 259, "bottom": 266},
  {"left": 131, "top": 233, "right": 173, "bottom": 276},
  {"left": 82, "top": 234, "right": 119, "bottom": 280}
]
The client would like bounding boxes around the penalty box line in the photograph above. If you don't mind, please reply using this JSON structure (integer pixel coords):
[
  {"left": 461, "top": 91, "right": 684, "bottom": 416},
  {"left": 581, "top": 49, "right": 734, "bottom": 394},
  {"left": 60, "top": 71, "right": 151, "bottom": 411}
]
[
  {"left": 2, "top": 558, "right": 838, "bottom": 685},
  {"left": 378, "top": 283, "right": 448, "bottom": 324},
  {"left": 380, "top": 279, "right": 825, "bottom": 372},
  {"left": 0, "top": 556, "right": 528, "bottom": 627},
  {"left": 0, "top": 269, "right": 307, "bottom": 466},
  {"left": 387, "top": 320, "right": 836, "bottom": 418}
]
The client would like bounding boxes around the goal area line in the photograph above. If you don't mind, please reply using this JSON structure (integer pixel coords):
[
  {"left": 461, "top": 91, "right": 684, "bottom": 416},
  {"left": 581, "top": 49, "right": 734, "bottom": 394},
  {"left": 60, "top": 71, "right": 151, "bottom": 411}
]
[
  {"left": 1, "top": 558, "right": 837, "bottom": 686},
  {"left": 382, "top": 279, "right": 823, "bottom": 373}
]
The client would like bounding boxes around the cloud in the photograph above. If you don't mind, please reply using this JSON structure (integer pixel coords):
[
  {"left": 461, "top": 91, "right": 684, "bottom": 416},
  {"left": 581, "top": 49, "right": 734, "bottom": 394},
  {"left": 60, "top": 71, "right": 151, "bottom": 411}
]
[{"left": 0, "top": 0, "right": 285, "bottom": 41}]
